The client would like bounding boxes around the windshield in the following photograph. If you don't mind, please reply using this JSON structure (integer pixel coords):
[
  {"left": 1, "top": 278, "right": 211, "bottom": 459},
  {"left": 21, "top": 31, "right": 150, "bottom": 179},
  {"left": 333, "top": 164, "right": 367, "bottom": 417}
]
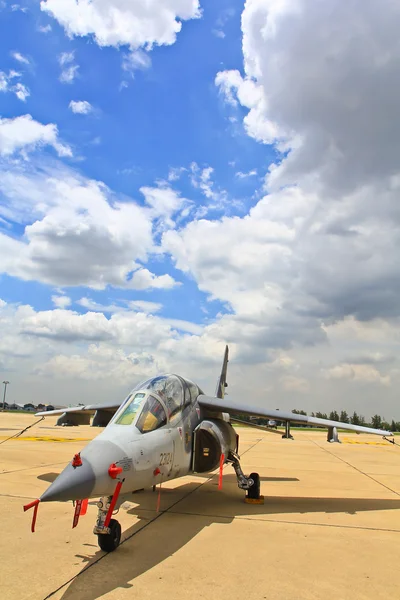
[
  {"left": 114, "top": 393, "right": 145, "bottom": 425},
  {"left": 136, "top": 395, "right": 167, "bottom": 433},
  {"left": 131, "top": 375, "right": 185, "bottom": 419}
]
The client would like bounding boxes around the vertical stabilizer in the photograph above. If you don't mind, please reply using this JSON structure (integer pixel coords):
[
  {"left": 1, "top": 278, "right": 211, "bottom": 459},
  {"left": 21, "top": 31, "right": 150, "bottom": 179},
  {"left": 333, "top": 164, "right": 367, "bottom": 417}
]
[{"left": 215, "top": 345, "right": 229, "bottom": 399}]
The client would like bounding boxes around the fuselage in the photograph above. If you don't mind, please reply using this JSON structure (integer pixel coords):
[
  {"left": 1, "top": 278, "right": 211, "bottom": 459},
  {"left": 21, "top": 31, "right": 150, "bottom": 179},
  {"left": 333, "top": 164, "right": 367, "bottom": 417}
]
[{"left": 40, "top": 374, "right": 206, "bottom": 502}]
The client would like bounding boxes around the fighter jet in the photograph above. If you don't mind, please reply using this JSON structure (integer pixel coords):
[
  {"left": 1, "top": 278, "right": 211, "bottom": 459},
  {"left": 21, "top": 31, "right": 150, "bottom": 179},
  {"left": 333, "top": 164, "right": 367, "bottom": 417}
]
[{"left": 24, "top": 346, "right": 393, "bottom": 552}]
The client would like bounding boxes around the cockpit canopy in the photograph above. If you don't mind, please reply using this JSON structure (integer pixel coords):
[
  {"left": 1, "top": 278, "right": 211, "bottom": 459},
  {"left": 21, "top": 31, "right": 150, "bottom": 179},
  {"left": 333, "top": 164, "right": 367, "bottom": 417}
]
[{"left": 112, "top": 374, "right": 202, "bottom": 433}]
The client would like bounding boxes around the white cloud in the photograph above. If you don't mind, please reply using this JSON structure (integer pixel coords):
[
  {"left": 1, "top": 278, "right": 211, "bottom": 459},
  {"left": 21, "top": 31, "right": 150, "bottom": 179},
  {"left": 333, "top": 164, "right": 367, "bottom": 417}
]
[
  {"left": 0, "top": 158, "right": 178, "bottom": 291},
  {"left": 11, "top": 4, "right": 28, "bottom": 13},
  {"left": 0, "top": 70, "right": 30, "bottom": 102},
  {"left": 35, "top": 346, "right": 158, "bottom": 383},
  {"left": 324, "top": 364, "right": 391, "bottom": 387},
  {"left": 122, "top": 50, "right": 151, "bottom": 76},
  {"left": 128, "top": 300, "right": 162, "bottom": 313},
  {"left": 129, "top": 268, "right": 179, "bottom": 290},
  {"left": 168, "top": 166, "right": 186, "bottom": 182},
  {"left": 20, "top": 308, "right": 115, "bottom": 342},
  {"left": 12, "top": 82, "right": 30, "bottom": 102},
  {"left": 235, "top": 169, "right": 257, "bottom": 179},
  {"left": 69, "top": 100, "right": 93, "bottom": 114},
  {"left": 212, "top": 7, "right": 235, "bottom": 39},
  {"left": 280, "top": 375, "right": 309, "bottom": 393},
  {"left": 141, "top": 185, "right": 187, "bottom": 226},
  {"left": 59, "top": 64, "right": 79, "bottom": 84},
  {"left": 0, "top": 115, "right": 71, "bottom": 157},
  {"left": 189, "top": 162, "right": 227, "bottom": 209},
  {"left": 58, "top": 51, "right": 75, "bottom": 66},
  {"left": 52, "top": 295, "right": 71, "bottom": 309},
  {"left": 11, "top": 51, "right": 30, "bottom": 65},
  {"left": 38, "top": 24, "right": 52, "bottom": 33},
  {"left": 41, "top": 0, "right": 201, "bottom": 50},
  {"left": 58, "top": 51, "right": 79, "bottom": 84}
]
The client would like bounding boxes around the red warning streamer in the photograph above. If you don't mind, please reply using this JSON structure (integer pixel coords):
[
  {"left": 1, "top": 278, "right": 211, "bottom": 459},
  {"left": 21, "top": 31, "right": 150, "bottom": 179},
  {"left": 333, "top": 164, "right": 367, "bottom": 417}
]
[
  {"left": 80, "top": 498, "right": 88, "bottom": 516},
  {"left": 23, "top": 499, "right": 40, "bottom": 533},
  {"left": 218, "top": 453, "right": 225, "bottom": 490},
  {"left": 72, "top": 499, "right": 83, "bottom": 529},
  {"left": 104, "top": 480, "right": 123, "bottom": 528},
  {"left": 156, "top": 482, "right": 162, "bottom": 513}
]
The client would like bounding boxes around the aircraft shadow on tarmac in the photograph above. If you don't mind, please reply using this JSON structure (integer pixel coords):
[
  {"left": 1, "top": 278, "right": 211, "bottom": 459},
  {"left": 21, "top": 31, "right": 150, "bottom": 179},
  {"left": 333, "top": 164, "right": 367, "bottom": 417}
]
[{"left": 47, "top": 476, "right": 400, "bottom": 600}]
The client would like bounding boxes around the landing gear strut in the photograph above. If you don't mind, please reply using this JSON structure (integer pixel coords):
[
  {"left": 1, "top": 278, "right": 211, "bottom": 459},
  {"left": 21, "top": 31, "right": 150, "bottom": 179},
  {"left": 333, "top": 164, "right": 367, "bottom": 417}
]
[
  {"left": 94, "top": 495, "right": 122, "bottom": 552},
  {"left": 282, "top": 421, "right": 294, "bottom": 439},
  {"left": 227, "top": 451, "right": 262, "bottom": 501}
]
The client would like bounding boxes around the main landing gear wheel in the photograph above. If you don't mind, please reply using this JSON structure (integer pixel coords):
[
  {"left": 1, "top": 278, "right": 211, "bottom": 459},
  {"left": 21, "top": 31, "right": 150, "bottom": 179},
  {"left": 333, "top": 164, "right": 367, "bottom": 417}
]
[
  {"left": 97, "top": 519, "right": 121, "bottom": 552},
  {"left": 246, "top": 472, "right": 261, "bottom": 499}
]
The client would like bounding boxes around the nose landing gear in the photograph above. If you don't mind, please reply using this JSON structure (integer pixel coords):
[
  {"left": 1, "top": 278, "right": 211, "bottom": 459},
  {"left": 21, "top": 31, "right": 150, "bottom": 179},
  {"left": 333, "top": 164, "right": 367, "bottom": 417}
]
[
  {"left": 94, "top": 479, "right": 124, "bottom": 552},
  {"left": 97, "top": 518, "right": 121, "bottom": 553},
  {"left": 227, "top": 451, "right": 264, "bottom": 503}
]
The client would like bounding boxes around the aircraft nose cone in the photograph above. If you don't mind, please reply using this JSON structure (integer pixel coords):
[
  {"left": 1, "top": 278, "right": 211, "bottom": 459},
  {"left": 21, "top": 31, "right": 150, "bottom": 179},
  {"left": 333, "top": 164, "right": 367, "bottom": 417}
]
[
  {"left": 40, "top": 439, "right": 127, "bottom": 502},
  {"left": 40, "top": 460, "right": 95, "bottom": 502}
]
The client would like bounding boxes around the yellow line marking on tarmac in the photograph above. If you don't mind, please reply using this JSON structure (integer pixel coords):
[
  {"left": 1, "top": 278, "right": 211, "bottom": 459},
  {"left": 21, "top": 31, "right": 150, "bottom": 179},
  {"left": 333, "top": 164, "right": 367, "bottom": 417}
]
[
  {"left": 0, "top": 435, "right": 91, "bottom": 443},
  {"left": 342, "top": 438, "right": 389, "bottom": 446}
]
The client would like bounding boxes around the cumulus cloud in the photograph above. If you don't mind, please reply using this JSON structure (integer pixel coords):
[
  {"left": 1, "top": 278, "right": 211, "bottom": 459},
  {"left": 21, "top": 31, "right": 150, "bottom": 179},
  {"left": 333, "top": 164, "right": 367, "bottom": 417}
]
[
  {"left": 324, "top": 363, "right": 391, "bottom": 387},
  {"left": 41, "top": 0, "right": 201, "bottom": 50},
  {"left": 207, "top": 0, "right": 400, "bottom": 347},
  {"left": 35, "top": 345, "right": 158, "bottom": 382},
  {"left": 0, "top": 115, "right": 71, "bottom": 157},
  {"left": 52, "top": 295, "right": 71, "bottom": 309},
  {"left": 0, "top": 157, "right": 179, "bottom": 291},
  {"left": 141, "top": 185, "right": 188, "bottom": 226},
  {"left": 69, "top": 100, "right": 93, "bottom": 114}
]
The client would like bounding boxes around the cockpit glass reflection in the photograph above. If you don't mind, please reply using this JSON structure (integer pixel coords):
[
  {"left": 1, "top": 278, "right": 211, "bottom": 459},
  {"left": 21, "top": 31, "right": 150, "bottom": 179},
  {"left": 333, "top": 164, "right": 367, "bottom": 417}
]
[
  {"left": 132, "top": 375, "right": 185, "bottom": 419},
  {"left": 136, "top": 395, "right": 167, "bottom": 433},
  {"left": 115, "top": 393, "right": 145, "bottom": 425}
]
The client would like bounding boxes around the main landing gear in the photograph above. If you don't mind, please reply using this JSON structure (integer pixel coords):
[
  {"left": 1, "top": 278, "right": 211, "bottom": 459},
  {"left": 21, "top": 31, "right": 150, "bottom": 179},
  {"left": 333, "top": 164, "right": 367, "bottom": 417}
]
[
  {"left": 227, "top": 451, "right": 263, "bottom": 502},
  {"left": 94, "top": 492, "right": 122, "bottom": 552}
]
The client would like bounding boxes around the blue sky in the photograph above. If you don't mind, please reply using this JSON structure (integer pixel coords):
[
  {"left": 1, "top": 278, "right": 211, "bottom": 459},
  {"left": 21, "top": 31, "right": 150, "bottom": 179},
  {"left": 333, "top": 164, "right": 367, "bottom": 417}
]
[
  {"left": 0, "top": 0, "right": 273, "bottom": 323},
  {"left": 1, "top": 0, "right": 400, "bottom": 418}
]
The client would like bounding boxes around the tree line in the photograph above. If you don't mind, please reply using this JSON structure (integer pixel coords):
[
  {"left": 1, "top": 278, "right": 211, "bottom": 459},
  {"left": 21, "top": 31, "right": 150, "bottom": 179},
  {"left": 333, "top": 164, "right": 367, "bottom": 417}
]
[
  {"left": 290, "top": 409, "right": 400, "bottom": 432},
  {"left": 237, "top": 409, "right": 400, "bottom": 432}
]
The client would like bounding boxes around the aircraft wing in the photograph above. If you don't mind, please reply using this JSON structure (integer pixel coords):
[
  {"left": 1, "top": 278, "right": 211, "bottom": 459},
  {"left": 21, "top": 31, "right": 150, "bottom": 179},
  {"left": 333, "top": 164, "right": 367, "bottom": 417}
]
[
  {"left": 197, "top": 395, "right": 393, "bottom": 437},
  {"left": 35, "top": 401, "right": 123, "bottom": 426}
]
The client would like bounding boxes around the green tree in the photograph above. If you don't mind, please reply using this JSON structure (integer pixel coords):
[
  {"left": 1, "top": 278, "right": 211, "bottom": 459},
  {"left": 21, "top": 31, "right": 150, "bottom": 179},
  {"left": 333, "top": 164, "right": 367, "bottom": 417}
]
[
  {"left": 292, "top": 409, "right": 307, "bottom": 416},
  {"left": 351, "top": 412, "right": 360, "bottom": 425},
  {"left": 340, "top": 410, "right": 349, "bottom": 423},
  {"left": 329, "top": 410, "right": 339, "bottom": 421},
  {"left": 315, "top": 412, "right": 328, "bottom": 419},
  {"left": 371, "top": 414, "right": 382, "bottom": 429},
  {"left": 390, "top": 420, "right": 397, "bottom": 432}
]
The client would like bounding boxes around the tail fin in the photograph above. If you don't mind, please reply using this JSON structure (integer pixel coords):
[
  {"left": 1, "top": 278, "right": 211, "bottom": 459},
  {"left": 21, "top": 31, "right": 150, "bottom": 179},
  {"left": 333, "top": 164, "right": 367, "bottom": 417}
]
[{"left": 215, "top": 345, "right": 229, "bottom": 399}]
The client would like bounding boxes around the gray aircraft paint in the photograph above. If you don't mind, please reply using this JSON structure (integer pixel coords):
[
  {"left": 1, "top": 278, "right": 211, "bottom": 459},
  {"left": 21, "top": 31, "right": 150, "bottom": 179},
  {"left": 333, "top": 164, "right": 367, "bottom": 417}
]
[{"left": 36, "top": 349, "right": 393, "bottom": 506}]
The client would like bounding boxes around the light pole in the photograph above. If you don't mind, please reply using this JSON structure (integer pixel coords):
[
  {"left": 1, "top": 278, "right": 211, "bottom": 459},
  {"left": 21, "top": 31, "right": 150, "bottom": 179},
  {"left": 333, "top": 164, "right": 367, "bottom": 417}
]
[{"left": 2, "top": 381, "right": 9, "bottom": 411}]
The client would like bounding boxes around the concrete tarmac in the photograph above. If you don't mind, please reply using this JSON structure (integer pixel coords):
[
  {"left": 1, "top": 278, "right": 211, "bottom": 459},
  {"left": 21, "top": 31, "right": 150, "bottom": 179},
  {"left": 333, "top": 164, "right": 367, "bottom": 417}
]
[{"left": 1, "top": 413, "right": 400, "bottom": 600}]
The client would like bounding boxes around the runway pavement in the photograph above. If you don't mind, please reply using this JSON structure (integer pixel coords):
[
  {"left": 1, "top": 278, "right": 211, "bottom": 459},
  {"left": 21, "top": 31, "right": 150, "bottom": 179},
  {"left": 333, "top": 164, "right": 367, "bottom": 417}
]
[{"left": 1, "top": 412, "right": 400, "bottom": 600}]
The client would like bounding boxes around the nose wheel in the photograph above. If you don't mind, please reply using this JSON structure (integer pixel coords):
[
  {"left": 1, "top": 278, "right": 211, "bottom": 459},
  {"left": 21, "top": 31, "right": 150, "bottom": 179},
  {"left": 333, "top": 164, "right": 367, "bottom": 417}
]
[
  {"left": 227, "top": 452, "right": 263, "bottom": 502},
  {"left": 97, "top": 518, "right": 121, "bottom": 552},
  {"left": 246, "top": 472, "right": 261, "bottom": 499}
]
